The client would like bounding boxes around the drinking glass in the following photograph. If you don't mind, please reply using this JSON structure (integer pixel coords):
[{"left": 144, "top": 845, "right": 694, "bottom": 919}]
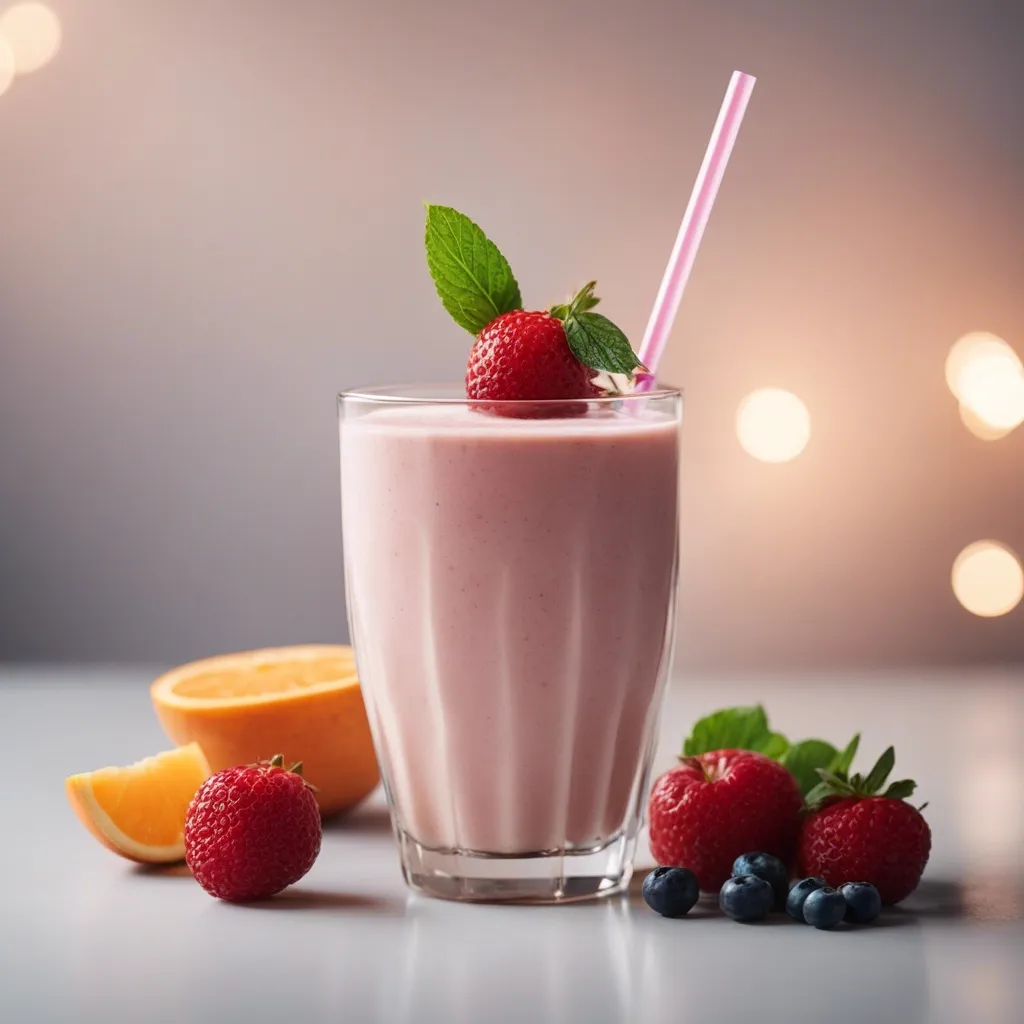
[{"left": 340, "top": 384, "right": 681, "bottom": 902}]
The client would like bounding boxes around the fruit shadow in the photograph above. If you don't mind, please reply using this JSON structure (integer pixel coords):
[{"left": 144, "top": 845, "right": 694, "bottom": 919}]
[
  {"left": 234, "top": 888, "right": 405, "bottom": 916},
  {"left": 130, "top": 862, "right": 193, "bottom": 879},
  {"left": 906, "top": 876, "right": 1023, "bottom": 924},
  {"left": 901, "top": 877, "right": 963, "bottom": 918}
]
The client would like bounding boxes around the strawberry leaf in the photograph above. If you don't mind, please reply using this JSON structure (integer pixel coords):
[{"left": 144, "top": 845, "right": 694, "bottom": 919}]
[
  {"left": 551, "top": 281, "right": 601, "bottom": 321},
  {"left": 813, "top": 769, "right": 856, "bottom": 794},
  {"left": 882, "top": 779, "right": 917, "bottom": 800},
  {"left": 862, "top": 746, "right": 896, "bottom": 795},
  {"left": 804, "top": 781, "right": 835, "bottom": 809},
  {"left": 828, "top": 734, "right": 860, "bottom": 776},
  {"left": 424, "top": 205, "right": 522, "bottom": 334}
]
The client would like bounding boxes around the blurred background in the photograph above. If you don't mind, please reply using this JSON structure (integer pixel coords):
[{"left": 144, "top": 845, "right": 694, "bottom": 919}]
[{"left": 1, "top": 0, "right": 1022, "bottom": 672}]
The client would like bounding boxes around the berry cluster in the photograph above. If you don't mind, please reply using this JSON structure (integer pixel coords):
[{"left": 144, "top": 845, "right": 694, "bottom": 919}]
[{"left": 643, "top": 853, "right": 883, "bottom": 931}]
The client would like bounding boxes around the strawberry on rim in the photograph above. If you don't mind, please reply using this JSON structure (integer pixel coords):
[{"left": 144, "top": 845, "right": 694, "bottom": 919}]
[{"left": 424, "top": 205, "right": 646, "bottom": 411}]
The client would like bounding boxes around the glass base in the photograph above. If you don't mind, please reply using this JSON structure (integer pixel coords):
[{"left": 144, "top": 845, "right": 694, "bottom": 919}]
[{"left": 396, "top": 828, "right": 637, "bottom": 904}]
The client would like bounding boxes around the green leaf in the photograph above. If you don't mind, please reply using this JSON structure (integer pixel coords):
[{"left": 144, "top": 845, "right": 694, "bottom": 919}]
[
  {"left": 551, "top": 281, "right": 601, "bottom": 321},
  {"left": 424, "top": 205, "right": 522, "bottom": 334},
  {"left": 756, "top": 732, "right": 790, "bottom": 759},
  {"left": 682, "top": 705, "right": 773, "bottom": 757},
  {"left": 804, "top": 781, "right": 835, "bottom": 809},
  {"left": 829, "top": 734, "right": 860, "bottom": 777},
  {"left": 862, "top": 746, "right": 896, "bottom": 795},
  {"left": 814, "top": 769, "right": 855, "bottom": 794},
  {"left": 780, "top": 739, "right": 839, "bottom": 796},
  {"left": 805, "top": 768, "right": 857, "bottom": 809},
  {"left": 563, "top": 311, "right": 645, "bottom": 376},
  {"left": 882, "top": 778, "right": 917, "bottom": 800}
]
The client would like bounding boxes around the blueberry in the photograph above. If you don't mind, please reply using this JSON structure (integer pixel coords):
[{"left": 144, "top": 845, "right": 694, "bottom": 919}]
[
  {"left": 802, "top": 886, "right": 847, "bottom": 930},
  {"left": 732, "top": 852, "right": 789, "bottom": 909},
  {"left": 719, "top": 874, "right": 774, "bottom": 922},
  {"left": 839, "top": 882, "right": 882, "bottom": 924},
  {"left": 642, "top": 867, "right": 700, "bottom": 918},
  {"left": 786, "top": 876, "right": 827, "bottom": 921}
]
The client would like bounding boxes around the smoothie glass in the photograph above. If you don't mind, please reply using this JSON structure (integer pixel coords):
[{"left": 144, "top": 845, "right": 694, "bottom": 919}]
[{"left": 340, "top": 384, "right": 681, "bottom": 902}]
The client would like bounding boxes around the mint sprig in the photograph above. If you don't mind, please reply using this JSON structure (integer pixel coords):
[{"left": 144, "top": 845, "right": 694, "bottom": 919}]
[
  {"left": 424, "top": 205, "right": 522, "bottom": 334},
  {"left": 551, "top": 282, "right": 645, "bottom": 377},
  {"left": 779, "top": 739, "right": 840, "bottom": 796},
  {"left": 682, "top": 704, "right": 783, "bottom": 758}
]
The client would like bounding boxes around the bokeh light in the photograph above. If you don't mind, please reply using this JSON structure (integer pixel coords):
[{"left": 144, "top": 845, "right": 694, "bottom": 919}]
[
  {"left": 0, "top": 3, "right": 61, "bottom": 75},
  {"left": 946, "top": 331, "right": 1024, "bottom": 433},
  {"left": 736, "top": 388, "right": 811, "bottom": 463},
  {"left": 958, "top": 402, "right": 1016, "bottom": 442},
  {"left": 0, "top": 36, "right": 13, "bottom": 96},
  {"left": 945, "top": 332, "right": 1020, "bottom": 399},
  {"left": 952, "top": 541, "right": 1024, "bottom": 618},
  {"left": 960, "top": 367, "right": 1024, "bottom": 431}
]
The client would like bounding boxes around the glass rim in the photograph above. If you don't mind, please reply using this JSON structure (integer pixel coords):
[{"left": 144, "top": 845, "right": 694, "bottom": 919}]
[{"left": 339, "top": 382, "right": 682, "bottom": 406}]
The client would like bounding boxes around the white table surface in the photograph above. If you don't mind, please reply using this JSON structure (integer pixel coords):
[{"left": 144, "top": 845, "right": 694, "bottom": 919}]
[{"left": 1, "top": 665, "right": 1022, "bottom": 1024}]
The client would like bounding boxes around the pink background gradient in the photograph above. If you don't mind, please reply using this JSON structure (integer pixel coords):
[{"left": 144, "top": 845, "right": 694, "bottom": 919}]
[{"left": 1, "top": 0, "right": 1021, "bottom": 669}]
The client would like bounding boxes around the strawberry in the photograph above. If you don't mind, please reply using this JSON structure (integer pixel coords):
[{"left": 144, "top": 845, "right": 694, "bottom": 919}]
[
  {"left": 647, "top": 750, "right": 803, "bottom": 892},
  {"left": 797, "top": 746, "right": 931, "bottom": 905},
  {"left": 185, "top": 754, "right": 322, "bottom": 902},
  {"left": 465, "top": 310, "right": 599, "bottom": 405}
]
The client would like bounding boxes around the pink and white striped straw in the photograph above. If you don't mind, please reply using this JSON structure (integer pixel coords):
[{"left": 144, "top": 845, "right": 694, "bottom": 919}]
[{"left": 636, "top": 70, "right": 756, "bottom": 387}]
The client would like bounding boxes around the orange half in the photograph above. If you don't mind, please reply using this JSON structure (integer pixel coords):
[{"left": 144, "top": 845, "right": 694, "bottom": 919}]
[
  {"left": 66, "top": 743, "right": 211, "bottom": 863},
  {"left": 150, "top": 645, "right": 379, "bottom": 816}
]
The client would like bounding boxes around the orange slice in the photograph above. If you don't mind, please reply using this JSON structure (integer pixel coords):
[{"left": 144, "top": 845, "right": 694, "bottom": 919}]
[
  {"left": 66, "top": 743, "right": 210, "bottom": 863},
  {"left": 150, "top": 645, "right": 379, "bottom": 817}
]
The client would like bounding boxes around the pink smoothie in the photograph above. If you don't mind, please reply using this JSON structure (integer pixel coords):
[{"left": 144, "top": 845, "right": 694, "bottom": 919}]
[{"left": 341, "top": 403, "right": 679, "bottom": 854}]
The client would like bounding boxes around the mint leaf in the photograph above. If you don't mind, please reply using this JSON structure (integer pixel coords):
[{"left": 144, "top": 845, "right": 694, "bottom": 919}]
[
  {"left": 780, "top": 739, "right": 839, "bottom": 796},
  {"left": 424, "top": 205, "right": 522, "bottom": 334},
  {"left": 829, "top": 734, "right": 860, "bottom": 777},
  {"left": 563, "top": 312, "right": 645, "bottom": 376},
  {"left": 682, "top": 705, "right": 773, "bottom": 757},
  {"left": 757, "top": 732, "right": 790, "bottom": 759},
  {"left": 862, "top": 746, "right": 895, "bottom": 795}
]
